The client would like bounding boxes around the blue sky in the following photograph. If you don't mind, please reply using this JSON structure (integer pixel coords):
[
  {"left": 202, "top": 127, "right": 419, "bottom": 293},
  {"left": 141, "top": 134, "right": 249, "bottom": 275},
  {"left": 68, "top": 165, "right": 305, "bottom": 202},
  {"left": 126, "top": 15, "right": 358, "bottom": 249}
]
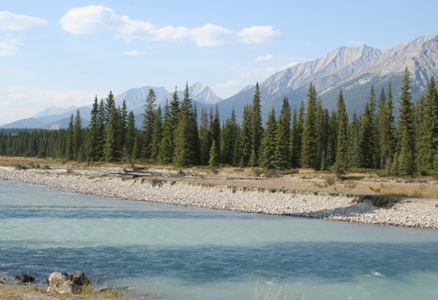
[{"left": 1, "top": 0, "right": 437, "bottom": 124}]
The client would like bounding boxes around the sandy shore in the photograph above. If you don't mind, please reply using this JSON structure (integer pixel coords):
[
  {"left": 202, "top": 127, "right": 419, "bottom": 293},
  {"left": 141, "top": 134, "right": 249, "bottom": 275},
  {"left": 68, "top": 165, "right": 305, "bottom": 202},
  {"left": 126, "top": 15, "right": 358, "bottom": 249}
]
[{"left": 1, "top": 166, "right": 438, "bottom": 229}]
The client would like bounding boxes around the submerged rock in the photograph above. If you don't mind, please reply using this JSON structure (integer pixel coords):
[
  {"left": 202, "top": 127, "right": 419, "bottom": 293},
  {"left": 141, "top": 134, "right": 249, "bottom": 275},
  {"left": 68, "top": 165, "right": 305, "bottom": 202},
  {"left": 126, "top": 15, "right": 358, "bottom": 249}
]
[{"left": 15, "top": 272, "right": 35, "bottom": 283}]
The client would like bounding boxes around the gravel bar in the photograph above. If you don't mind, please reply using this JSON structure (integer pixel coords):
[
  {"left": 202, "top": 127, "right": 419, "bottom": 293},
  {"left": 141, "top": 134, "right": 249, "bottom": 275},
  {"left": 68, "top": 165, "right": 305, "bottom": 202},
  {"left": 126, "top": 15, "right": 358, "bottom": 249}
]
[{"left": 1, "top": 167, "right": 437, "bottom": 229}]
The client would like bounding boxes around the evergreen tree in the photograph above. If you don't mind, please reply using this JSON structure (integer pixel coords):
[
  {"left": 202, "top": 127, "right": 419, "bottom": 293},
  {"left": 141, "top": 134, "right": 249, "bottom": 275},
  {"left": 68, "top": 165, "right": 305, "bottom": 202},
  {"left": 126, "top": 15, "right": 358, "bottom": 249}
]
[
  {"left": 104, "top": 91, "right": 116, "bottom": 127},
  {"left": 210, "top": 106, "right": 221, "bottom": 162},
  {"left": 220, "top": 108, "right": 239, "bottom": 166},
  {"left": 150, "top": 106, "right": 162, "bottom": 161},
  {"left": 416, "top": 77, "right": 438, "bottom": 174},
  {"left": 273, "top": 97, "right": 291, "bottom": 169},
  {"left": 239, "top": 105, "right": 253, "bottom": 167},
  {"left": 173, "top": 83, "right": 198, "bottom": 166},
  {"left": 159, "top": 100, "right": 175, "bottom": 164},
  {"left": 251, "top": 82, "right": 263, "bottom": 165},
  {"left": 88, "top": 96, "right": 101, "bottom": 162},
  {"left": 125, "top": 111, "right": 136, "bottom": 157},
  {"left": 259, "top": 107, "right": 277, "bottom": 169},
  {"left": 334, "top": 89, "right": 349, "bottom": 174},
  {"left": 301, "top": 83, "right": 318, "bottom": 169},
  {"left": 142, "top": 89, "right": 156, "bottom": 159},
  {"left": 104, "top": 108, "right": 120, "bottom": 162},
  {"left": 349, "top": 111, "right": 361, "bottom": 168},
  {"left": 359, "top": 88, "right": 378, "bottom": 169},
  {"left": 208, "top": 140, "right": 220, "bottom": 168},
  {"left": 198, "top": 107, "right": 211, "bottom": 165},
  {"left": 397, "top": 67, "right": 416, "bottom": 176},
  {"left": 65, "top": 114, "right": 74, "bottom": 160},
  {"left": 290, "top": 101, "right": 304, "bottom": 168},
  {"left": 119, "top": 100, "right": 128, "bottom": 153},
  {"left": 73, "top": 110, "right": 82, "bottom": 161}
]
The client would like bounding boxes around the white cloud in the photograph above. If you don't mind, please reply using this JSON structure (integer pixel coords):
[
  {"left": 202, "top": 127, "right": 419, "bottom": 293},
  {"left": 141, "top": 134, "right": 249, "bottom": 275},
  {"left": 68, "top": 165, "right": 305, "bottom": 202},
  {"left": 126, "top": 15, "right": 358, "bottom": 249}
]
[
  {"left": 0, "top": 36, "right": 21, "bottom": 56},
  {"left": 256, "top": 54, "right": 274, "bottom": 62},
  {"left": 59, "top": 5, "right": 121, "bottom": 34},
  {"left": 123, "top": 50, "right": 145, "bottom": 56},
  {"left": 0, "top": 11, "right": 47, "bottom": 32},
  {"left": 60, "top": 5, "right": 281, "bottom": 46}
]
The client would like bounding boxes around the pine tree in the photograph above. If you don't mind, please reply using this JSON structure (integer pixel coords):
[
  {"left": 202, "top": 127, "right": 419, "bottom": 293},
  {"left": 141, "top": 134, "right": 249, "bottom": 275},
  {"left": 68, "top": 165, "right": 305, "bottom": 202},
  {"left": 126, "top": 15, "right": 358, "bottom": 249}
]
[
  {"left": 173, "top": 83, "right": 198, "bottom": 166},
  {"left": 151, "top": 106, "right": 163, "bottom": 161},
  {"left": 198, "top": 107, "right": 211, "bottom": 165},
  {"left": 273, "top": 97, "right": 291, "bottom": 169},
  {"left": 159, "top": 100, "right": 175, "bottom": 164},
  {"left": 220, "top": 108, "right": 239, "bottom": 166},
  {"left": 125, "top": 111, "right": 136, "bottom": 157},
  {"left": 416, "top": 77, "right": 438, "bottom": 174},
  {"left": 118, "top": 100, "right": 128, "bottom": 153},
  {"left": 349, "top": 111, "right": 361, "bottom": 168},
  {"left": 397, "top": 67, "right": 416, "bottom": 176},
  {"left": 210, "top": 106, "right": 221, "bottom": 162},
  {"left": 65, "top": 114, "right": 74, "bottom": 160},
  {"left": 259, "top": 107, "right": 277, "bottom": 169},
  {"left": 251, "top": 82, "right": 263, "bottom": 165},
  {"left": 73, "top": 110, "right": 82, "bottom": 161},
  {"left": 290, "top": 101, "right": 304, "bottom": 168},
  {"left": 88, "top": 96, "right": 101, "bottom": 162},
  {"left": 142, "top": 89, "right": 156, "bottom": 159},
  {"left": 104, "top": 108, "right": 120, "bottom": 162},
  {"left": 301, "top": 83, "right": 318, "bottom": 169},
  {"left": 208, "top": 140, "right": 220, "bottom": 168},
  {"left": 334, "top": 89, "right": 349, "bottom": 174},
  {"left": 239, "top": 105, "right": 253, "bottom": 167}
]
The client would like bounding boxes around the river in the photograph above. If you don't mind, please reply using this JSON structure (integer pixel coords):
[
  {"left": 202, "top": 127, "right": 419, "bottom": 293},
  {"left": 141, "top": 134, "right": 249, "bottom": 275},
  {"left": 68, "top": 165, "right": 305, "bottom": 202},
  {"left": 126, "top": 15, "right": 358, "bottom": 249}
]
[{"left": 1, "top": 179, "right": 437, "bottom": 299}]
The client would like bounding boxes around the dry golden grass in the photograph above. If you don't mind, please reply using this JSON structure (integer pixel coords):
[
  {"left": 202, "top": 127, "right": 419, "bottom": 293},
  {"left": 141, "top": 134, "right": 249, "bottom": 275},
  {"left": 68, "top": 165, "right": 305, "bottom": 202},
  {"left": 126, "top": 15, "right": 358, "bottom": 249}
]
[{"left": 0, "top": 284, "right": 138, "bottom": 300}]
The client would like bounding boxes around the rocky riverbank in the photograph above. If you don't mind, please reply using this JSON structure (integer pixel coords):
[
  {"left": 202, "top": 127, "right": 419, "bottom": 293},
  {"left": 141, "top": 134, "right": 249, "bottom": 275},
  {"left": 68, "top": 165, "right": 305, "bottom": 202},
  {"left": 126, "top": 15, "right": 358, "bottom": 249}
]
[{"left": 1, "top": 166, "right": 438, "bottom": 229}]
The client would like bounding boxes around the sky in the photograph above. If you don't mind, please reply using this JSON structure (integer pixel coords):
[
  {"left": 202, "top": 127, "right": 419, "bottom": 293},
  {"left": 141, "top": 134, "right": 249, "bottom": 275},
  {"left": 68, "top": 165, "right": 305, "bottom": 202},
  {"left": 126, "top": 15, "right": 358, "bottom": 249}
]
[{"left": 1, "top": 0, "right": 437, "bottom": 125}]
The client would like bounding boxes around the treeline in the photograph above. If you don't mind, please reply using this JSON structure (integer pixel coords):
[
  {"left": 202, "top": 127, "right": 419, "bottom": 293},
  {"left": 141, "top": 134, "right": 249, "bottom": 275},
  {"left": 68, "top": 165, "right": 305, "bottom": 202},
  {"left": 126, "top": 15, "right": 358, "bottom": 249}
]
[{"left": 1, "top": 67, "right": 438, "bottom": 176}]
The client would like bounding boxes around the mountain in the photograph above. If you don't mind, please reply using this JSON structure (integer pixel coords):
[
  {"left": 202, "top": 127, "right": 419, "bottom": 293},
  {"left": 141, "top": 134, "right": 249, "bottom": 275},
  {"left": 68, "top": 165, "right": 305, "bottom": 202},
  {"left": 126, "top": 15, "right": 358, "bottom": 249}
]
[
  {"left": 2, "top": 34, "right": 438, "bottom": 128},
  {"left": 114, "top": 82, "right": 222, "bottom": 114},
  {"left": 0, "top": 118, "right": 46, "bottom": 129},
  {"left": 217, "top": 34, "right": 438, "bottom": 120}
]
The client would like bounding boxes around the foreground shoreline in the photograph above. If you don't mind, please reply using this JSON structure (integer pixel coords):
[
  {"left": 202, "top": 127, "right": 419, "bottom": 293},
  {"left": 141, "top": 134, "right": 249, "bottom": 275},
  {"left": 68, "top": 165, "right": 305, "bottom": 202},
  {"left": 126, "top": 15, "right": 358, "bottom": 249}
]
[{"left": 1, "top": 165, "right": 438, "bottom": 229}]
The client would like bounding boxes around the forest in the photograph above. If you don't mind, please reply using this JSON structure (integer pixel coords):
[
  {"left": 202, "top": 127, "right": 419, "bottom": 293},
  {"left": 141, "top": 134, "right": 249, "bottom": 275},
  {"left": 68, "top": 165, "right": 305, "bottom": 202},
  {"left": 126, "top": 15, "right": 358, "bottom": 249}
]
[{"left": 1, "top": 67, "right": 438, "bottom": 177}]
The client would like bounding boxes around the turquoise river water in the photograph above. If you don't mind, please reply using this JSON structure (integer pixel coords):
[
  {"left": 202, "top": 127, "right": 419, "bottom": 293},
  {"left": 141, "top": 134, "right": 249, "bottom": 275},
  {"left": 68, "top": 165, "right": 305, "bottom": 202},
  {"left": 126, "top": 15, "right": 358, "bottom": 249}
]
[{"left": 1, "top": 179, "right": 438, "bottom": 299}]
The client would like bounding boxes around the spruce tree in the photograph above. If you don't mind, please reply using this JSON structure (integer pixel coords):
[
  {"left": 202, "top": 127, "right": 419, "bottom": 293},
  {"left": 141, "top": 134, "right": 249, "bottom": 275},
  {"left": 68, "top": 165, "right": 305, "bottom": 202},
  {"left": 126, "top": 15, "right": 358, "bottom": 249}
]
[
  {"left": 301, "top": 83, "right": 318, "bottom": 169},
  {"left": 220, "top": 108, "right": 239, "bottom": 165},
  {"left": 273, "top": 97, "right": 291, "bottom": 170},
  {"left": 104, "top": 108, "right": 120, "bottom": 162},
  {"left": 349, "top": 111, "right": 361, "bottom": 168},
  {"left": 142, "top": 89, "right": 156, "bottom": 159},
  {"left": 198, "top": 107, "right": 211, "bottom": 165},
  {"left": 88, "top": 96, "right": 100, "bottom": 162},
  {"left": 65, "top": 114, "right": 74, "bottom": 160},
  {"left": 159, "top": 100, "right": 174, "bottom": 164},
  {"left": 210, "top": 106, "right": 221, "bottom": 162},
  {"left": 334, "top": 89, "right": 349, "bottom": 174},
  {"left": 208, "top": 140, "right": 220, "bottom": 168},
  {"left": 125, "top": 111, "right": 136, "bottom": 157},
  {"left": 259, "top": 107, "right": 277, "bottom": 169},
  {"left": 397, "top": 67, "right": 416, "bottom": 176},
  {"left": 73, "top": 110, "right": 82, "bottom": 161},
  {"left": 239, "top": 105, "right": 253, "bottom": 167},
  {"left": 416, "top": 77, "right": 438, "bottom": 174},
  {"left": 251, "top": 82, "right": 263, "bottom": 165},
  {"left": 151, "top": 106, "right": 163, "bottom": 161}
]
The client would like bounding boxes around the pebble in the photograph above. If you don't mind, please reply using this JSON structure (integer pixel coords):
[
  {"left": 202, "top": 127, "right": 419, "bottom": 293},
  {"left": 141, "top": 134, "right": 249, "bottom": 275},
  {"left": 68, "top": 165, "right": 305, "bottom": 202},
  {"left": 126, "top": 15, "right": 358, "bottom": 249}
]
[{"left": 1, "top": 167, "right": 437, "bottom": 229}]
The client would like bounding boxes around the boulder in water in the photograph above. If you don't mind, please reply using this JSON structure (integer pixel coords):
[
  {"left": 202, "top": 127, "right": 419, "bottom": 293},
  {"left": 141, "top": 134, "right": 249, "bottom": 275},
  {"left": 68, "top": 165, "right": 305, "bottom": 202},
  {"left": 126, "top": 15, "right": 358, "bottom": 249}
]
[
  {"left": 15, "top": 272, "right": 35, "bottom": 283},
  {"left": 69, "top": 271, "right": 90, "bottom": 286}
]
